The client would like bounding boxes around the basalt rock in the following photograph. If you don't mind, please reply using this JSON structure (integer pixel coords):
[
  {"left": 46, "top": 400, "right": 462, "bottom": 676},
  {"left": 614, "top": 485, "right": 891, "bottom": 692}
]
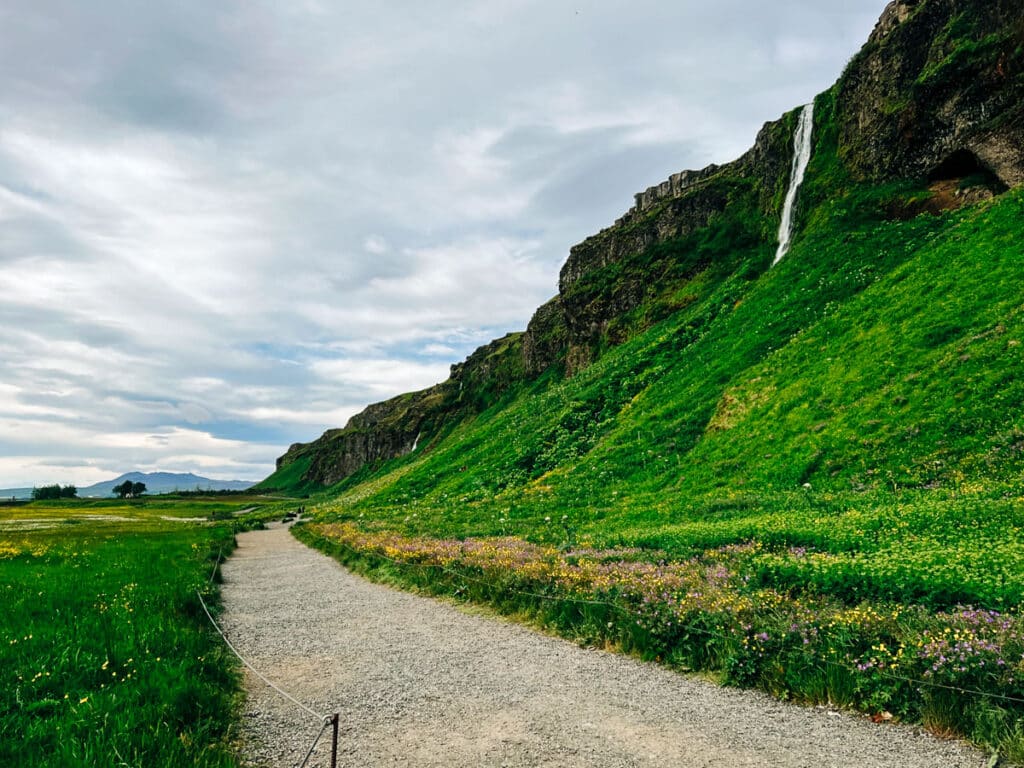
[
  {"left": 273, "top": 334, "right": 525, "bottom": 487},
  {"left": 278, "top": 384, "right": 443, "bottom": 486},
  {"left": 550, "top": 112, "right": 798, "bottom": 371},
  {"left": 838, "top": 0, "right": 1024, "bottom": 188},
  {"left": 522, "top": 297, "right": 568, "bottom": 376}
]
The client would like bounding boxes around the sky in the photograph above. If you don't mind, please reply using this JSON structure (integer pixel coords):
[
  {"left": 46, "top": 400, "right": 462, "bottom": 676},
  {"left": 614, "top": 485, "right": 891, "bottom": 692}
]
[{"left": 0, "top": 0, "right": 886, "bottom": 487}]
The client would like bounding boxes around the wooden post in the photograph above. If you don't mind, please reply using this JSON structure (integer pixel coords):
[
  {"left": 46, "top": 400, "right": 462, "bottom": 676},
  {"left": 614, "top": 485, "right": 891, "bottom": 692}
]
[{"left": 330, "top": 713, "right": 339, "bottom": 768}]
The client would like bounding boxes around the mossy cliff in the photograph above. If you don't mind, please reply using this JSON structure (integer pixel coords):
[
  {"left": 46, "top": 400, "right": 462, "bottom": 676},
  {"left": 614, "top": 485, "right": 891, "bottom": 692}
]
[
  {"left": 262, "top": 0, "right": 1024, "bottom": 492},
  {"left": 838, "top": 0, "right": 1024, "bottom": 187},
  {"left": 267, "top": 333, "right": 525, "bottom": 488}
]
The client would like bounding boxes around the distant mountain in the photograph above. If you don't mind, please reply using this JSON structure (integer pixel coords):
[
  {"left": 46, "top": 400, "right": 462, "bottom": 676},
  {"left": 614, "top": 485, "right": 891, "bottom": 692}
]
[
  {"left": 0, "top": 487, "right": 33, "bottom": 501},
  {"left": 80, "top": 472, "right": 255, "bottom": 498}
]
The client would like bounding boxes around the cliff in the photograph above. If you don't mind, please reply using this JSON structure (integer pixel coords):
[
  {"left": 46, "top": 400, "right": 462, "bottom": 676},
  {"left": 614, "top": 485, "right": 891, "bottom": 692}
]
[
  {"left": 838, "top": 0, "right": 1024, "bottom": 188},
  {"left": 264, "top": 0, "right": 1024, "bottom": 491},
  {"left": 264, "top": 333, "right": 525, "bottom": 488}
]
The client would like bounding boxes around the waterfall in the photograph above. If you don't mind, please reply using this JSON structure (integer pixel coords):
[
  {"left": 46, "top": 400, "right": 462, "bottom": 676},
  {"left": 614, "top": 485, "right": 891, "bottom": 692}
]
[
  {"left": 410, "top": 431, "right": 421, "bottom": 452},
  {"left": 772, "top": 102, "right": 815, "bottom": 266}
]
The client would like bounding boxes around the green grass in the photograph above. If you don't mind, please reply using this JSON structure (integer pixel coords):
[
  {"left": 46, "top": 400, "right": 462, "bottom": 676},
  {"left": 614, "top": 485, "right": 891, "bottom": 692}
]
[
  {"left": 255, "top": 455, "right": 316, "bottom": 494},
  {"left": 0, "top": 498, "right": 282, "bottom": 767}
]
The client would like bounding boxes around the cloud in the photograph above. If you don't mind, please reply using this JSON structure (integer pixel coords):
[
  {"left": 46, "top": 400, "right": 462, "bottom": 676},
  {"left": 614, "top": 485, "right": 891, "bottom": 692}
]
[
  {"left": 0, "top": 416, "right": 275, "bottom": 486},
  {"left": 363, "top": 235, "right": 389, "bottom": 255},
  {"left": 0, "top": 0, "right": 885, "bottom": 486},
  {"left": 309, "top": 358, "right": 453, "bottom": 400}
]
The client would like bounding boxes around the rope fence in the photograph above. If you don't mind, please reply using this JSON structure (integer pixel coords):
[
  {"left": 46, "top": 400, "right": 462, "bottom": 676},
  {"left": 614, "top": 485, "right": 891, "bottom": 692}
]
[
  {"left": 208, "top": 547, "right": 223, "bottom": 583},
  {"left": 197, "top": 543, "right": 340, "bottom": 768},
  {"left": 315, "top": 529, "right": 1024, "bottom": 708},
  {"left": 198, "top": 519, "right": 1024, "bottom": 767}
]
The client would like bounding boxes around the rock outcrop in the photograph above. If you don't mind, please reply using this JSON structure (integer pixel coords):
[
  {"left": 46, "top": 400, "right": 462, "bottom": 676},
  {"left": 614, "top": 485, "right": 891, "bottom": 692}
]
[
  {"left": 838, "top": 0, "right": 1024, "bottom": 188},
  {"left": 522, "top": 297, "right": 568, "bottom": 376},
  {"left": 269, "top": 334, "right": 525, "bottom": 487},
  {"left": 548, "top": 112, "right": 800, "bottom": 371},
  {"left": 275, "top": 384, "right": 443, "bottom": 486}
]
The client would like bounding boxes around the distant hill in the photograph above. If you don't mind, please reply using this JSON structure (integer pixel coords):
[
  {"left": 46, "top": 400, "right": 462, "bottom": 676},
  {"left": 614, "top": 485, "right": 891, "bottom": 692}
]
[
  {"left": 1, "top": 474, "right": 255, "bottom": 500},
  {"left": 80, "top": 472, "right": 255, "bottom": 498},
  {"left": 0, "top": 487, "right": 33, "bottom": 501}
]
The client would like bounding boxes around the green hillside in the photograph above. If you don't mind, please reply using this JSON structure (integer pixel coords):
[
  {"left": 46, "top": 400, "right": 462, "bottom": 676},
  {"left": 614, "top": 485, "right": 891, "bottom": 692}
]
[
  {"left": 296, "top": 85, "right": 1024, "bottom": 545},
  {"left": 312, "top": 126, "right": 1024, "bottom": 602},
  {"left": 271, "top": 0, "right": 1024, "bottom": 755}
]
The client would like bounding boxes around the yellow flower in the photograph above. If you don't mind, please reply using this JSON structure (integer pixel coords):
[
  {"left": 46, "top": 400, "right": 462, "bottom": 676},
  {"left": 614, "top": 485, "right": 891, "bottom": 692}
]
[{"left": 79, "top": 696, "right": 89, "bottom": 704}]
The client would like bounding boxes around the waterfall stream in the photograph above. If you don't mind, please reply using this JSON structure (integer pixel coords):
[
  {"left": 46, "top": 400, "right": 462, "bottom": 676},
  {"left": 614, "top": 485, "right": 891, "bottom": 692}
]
[{"left": 772, "top": 102, "right": 815, "bottom": 266}]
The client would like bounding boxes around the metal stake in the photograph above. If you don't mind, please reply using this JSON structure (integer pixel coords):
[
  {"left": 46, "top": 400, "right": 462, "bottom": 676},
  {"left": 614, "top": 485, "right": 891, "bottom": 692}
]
[{"left": 330, "top": 713, "right": 339, "bottom": 768}]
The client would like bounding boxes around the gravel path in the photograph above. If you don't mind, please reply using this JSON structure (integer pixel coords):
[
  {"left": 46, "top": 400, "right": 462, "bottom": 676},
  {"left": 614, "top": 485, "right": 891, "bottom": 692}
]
[{"left": 220, "top": 524, "right": 987, "bottom": 768}]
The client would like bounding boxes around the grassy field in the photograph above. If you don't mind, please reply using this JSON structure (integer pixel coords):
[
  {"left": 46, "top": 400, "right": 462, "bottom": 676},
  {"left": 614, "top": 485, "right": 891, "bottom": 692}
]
[{"left": 0, "top": 496, "right": 284, "bottom": 767}]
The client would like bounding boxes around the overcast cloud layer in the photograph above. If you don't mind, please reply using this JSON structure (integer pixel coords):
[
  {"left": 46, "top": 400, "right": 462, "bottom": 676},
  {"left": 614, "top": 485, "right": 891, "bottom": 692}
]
[{"left": 0, "top": 1, "right": 885, "bottom": 487}]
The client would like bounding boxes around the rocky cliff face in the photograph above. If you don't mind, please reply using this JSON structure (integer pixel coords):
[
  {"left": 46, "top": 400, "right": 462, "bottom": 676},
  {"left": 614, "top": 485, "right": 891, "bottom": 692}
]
[
  {"left": 839, "top": 0, "right": 1024, "bottom": 188},
  {"left": 525, "top": 0, "right": 1024, "bottom": 375},
  {"left": 270, "top": 0, "right": 1024, "bottom": 490},
  {"left": 521, "top": 297, "right": 567, "bottom": 376},
  {"left": 274, "top": 384, "right": 443, "bottom": 486},
  {"left": 548, "top": 112, "right": 799, "bottom": 371},
  {"left": 269, "top": 333, "right": 525, "bottom": 487}
]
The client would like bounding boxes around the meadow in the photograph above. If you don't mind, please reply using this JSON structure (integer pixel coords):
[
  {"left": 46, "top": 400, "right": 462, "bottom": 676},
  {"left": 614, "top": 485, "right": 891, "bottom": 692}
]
[{"left": 0, "top": 496, "right": 282, "bottom": 767}]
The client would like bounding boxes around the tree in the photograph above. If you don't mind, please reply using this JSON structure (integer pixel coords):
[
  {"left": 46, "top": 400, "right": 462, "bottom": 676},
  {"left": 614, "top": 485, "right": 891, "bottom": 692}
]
[
  {"left": 32, "top": 484, "right": 61, "bottom": 500},
  {"left": 114, "top": 480, "right": 147, "bottom": 498},
  {"left": 31, "top": 484, "right": 76, "bottom": 500}
]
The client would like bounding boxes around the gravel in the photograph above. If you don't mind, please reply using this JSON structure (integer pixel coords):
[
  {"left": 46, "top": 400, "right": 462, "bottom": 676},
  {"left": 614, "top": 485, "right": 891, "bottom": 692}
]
[{"left": 219, "top": 524, "right": 987, "bottom": 768}]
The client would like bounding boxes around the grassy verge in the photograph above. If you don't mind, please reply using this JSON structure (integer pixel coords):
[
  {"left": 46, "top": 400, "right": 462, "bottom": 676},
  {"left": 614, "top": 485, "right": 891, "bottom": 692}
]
[
  {"left": 296, "top": 517, "right": 1024, "bottom": 761},
  {"left": 0, "top": 497, "right": 281, "bottom": 767}
]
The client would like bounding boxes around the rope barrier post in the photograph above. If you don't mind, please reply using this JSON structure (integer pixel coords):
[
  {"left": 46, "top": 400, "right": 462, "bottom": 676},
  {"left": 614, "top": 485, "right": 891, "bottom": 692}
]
[{"left": 330, "top": 713, "right": 340, "bottom": 768}]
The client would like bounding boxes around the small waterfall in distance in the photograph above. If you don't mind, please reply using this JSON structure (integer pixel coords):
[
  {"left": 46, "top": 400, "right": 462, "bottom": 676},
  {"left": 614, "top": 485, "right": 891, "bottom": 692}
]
[{"left": 773, "top": 102, "right": 815, "bottom": 266}]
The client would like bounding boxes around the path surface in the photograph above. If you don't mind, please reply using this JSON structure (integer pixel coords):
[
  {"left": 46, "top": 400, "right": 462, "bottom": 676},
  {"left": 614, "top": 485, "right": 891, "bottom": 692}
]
[{"left": 220, "top": 525, "right": 986, "bottom": 768}]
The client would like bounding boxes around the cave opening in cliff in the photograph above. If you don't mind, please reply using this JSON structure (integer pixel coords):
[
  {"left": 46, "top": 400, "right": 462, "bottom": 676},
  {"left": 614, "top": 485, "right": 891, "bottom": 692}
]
[{"left": 927, "top": 148, "right": 1007, "bottom": 192}]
